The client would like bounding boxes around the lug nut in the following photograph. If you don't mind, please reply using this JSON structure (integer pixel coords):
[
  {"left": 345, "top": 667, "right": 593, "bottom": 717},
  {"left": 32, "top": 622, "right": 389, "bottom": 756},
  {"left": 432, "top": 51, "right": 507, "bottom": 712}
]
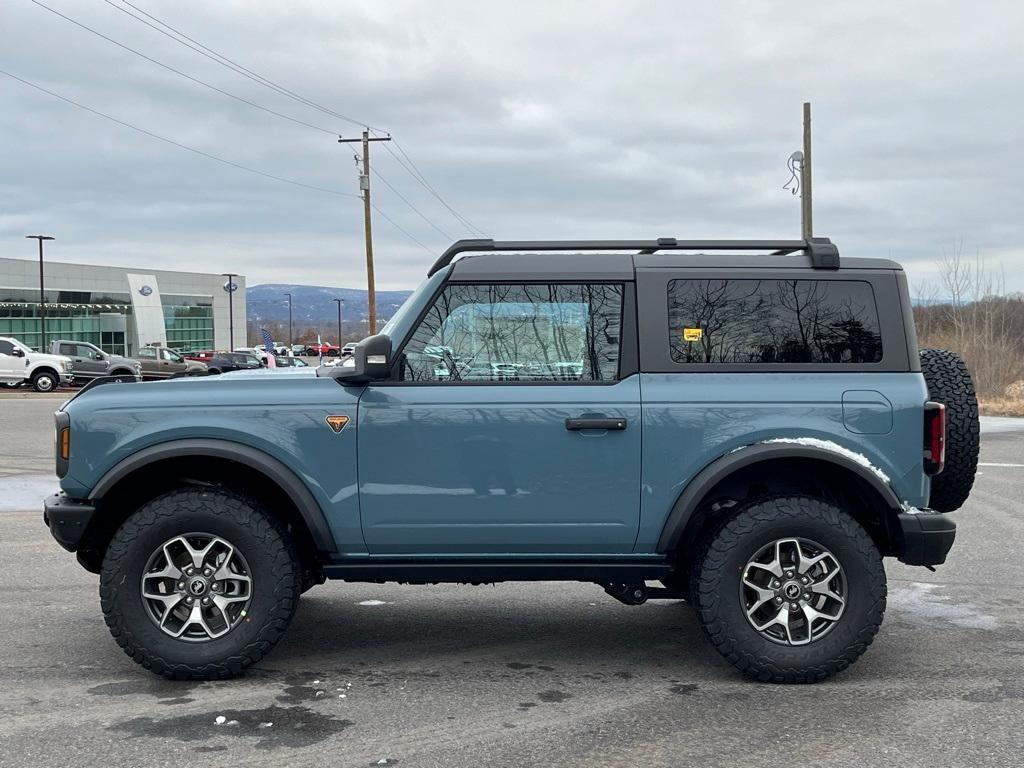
[
  {"left": 775, "top": 596, "right": 783, "bottom": 604},
  {"left": 186, "top": 597, "right": 194, "bottom": 605},
  {"left": 800, "top": 576, "right": 809, "bottom": 584},
  {"left": 211, "top": 583, "right": 220, "bottom": 592},
  {"left": 202, "top": 597, "right": 210, "bottom": 605},
  {"left": 177, "top": 581, "right": 185, "bottom": 590},
  {"left": 203, "top": 568, "right": 212, "bottom": 577},
  {"left": 803, "top": 593, "right": 811, "bottom": 601},
  {"left": 771, "top": 580, "right": 781, "bottom": 588},
  {"left": 785, "top": 570, "right": 794, "bottom": 578},
  {"left": 789, "top": 602, "right": 798, "bottom": 611}
]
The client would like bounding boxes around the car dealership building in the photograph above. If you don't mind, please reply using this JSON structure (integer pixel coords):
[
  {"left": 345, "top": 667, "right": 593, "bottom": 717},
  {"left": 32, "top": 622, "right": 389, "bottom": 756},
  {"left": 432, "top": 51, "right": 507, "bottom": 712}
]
[{"left": 0, "top": 255, "right": 246, "bottom": 355}]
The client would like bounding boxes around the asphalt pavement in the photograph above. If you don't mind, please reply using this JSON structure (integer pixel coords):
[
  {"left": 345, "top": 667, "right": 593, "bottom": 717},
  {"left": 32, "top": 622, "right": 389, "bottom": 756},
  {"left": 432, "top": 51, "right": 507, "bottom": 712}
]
[{"left": 1, "top": 397, "right": 1022, "bottom": 767}]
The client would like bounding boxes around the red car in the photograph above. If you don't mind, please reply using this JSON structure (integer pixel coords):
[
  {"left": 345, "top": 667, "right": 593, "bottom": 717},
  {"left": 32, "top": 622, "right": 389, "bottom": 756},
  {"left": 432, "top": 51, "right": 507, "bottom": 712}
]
[
  {"left": 305, "top": 342, "right": 339, "bottom": 356},
  {"left": 183, "top": 349, "right": 216, "bottom": 363}
]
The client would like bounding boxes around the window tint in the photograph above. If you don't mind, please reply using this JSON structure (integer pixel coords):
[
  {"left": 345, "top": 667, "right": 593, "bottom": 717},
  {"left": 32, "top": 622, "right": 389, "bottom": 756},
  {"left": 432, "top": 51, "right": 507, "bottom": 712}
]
[
  {"left": 58, "top": 343, "right": 75, "bottom": 356},
  {"left": 0, "top": 340, "right": 13, "bottom": 355},
  {"left": 667, "top": 279, "right": 882, "bottom": 364},
  {"left": 400, "top": 283, "right": 623, "bottom": 382}
]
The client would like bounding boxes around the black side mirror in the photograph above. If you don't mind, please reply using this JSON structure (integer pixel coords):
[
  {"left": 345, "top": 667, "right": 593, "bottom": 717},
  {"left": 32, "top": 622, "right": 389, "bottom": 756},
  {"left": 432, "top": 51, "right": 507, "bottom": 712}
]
[
  {"left": 93, "top": 352, "right": 105, "bottom": 360},
  {"left": 328, "top": 334, "right": 391, "bottom": 384},
  {"left": 11, "top": 347, "right": 25, "bottom": 358}
]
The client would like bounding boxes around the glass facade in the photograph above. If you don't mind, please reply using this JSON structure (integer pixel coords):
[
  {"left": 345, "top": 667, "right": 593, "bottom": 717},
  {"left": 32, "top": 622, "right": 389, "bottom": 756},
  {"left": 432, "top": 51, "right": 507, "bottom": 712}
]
[{"left": 0, "top": 288, "right": 213, "bottom": 354}]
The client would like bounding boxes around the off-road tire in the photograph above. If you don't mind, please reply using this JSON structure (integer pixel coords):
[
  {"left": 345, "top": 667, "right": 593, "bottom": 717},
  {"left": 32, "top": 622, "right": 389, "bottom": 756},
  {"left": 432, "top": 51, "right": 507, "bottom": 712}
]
[
  {"left": 920, "top": 347, "right": 979, "bottom": 512},
  {"left": 693, "top": 495, "right": 886, "bottom": 683},
  {"left": 31, "top": 369, "right": 58, "bottom": 392},
  {"left": 100, "top": 488, "right": 301, "bottom": 679}
]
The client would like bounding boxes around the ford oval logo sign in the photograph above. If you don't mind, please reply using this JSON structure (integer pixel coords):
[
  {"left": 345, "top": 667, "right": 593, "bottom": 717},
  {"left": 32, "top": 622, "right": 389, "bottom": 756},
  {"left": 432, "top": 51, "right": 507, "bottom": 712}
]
[{"left": 138, "top": 285, "right": 153, "bottom": 297}]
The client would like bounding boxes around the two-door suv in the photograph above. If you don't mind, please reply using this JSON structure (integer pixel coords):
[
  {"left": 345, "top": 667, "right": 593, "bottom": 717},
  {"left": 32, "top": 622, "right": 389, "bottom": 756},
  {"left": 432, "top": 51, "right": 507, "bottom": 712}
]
[{"left": 44, "top": 238, "right": 979, "bottom": 683}]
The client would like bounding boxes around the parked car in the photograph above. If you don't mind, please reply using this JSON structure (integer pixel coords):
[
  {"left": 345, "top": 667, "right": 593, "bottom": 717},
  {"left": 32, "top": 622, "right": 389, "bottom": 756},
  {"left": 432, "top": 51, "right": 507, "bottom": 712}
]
[
  {"left": 48, "top": 340, "right": 142, "bottom": 383},
  {"left": 340, "top": 342, "right": 357, "bottom": 357},
  {"left": 204, "top": 351, "right": 264, "bottom": 375},
  {"left": 291, "top": 344, "right": 308, "bottom": 356},
  {"left": 0, "top": 336, "right": 74, "bottom": 391},
  {"left": 134, "top": 346, "right": 208, "bottom": 379},
  {"left": 44, "top": 236, "right": 977, "bottom": 683},
  {"left": 183, "top": 349, "right": 216, "bottom": 364},
  {"left": 305, "top": 342, "right": 338, "bottom": 356},
  {"left": 274, "top": 356, "right": 310, "bottom": 368}
]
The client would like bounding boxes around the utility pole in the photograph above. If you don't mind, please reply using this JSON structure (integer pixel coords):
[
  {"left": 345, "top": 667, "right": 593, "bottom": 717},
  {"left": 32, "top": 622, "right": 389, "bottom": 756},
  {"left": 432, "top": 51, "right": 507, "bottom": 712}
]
[
  {"left": 801, "top": 101, "right": 813, "bottom": 240},
  {"left": 339, "top": 131, "right": 391, "bottom": 335},
  {"left": 26, "top": 235, "right": 54, "bottom": 351},
  {"left": 283, "top": 292, "right": 293, "bottom": 349},
  {"left": 221, "top": 273, "right": 238, "bottom": 350},
  {"left": 332, "top": 298, "right": 345, "bottom": 348}
]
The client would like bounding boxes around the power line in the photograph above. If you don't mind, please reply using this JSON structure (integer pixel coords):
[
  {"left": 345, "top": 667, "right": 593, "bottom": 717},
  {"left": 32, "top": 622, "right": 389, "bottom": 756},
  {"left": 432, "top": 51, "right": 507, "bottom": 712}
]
[
  {"left": 103, "top": 0, "right": 385, "bottom": 132},
  {"left": 372, "top": 131, "right": 488, "bottom": 236},
  {"left": 371, "top": 204, "right": 435, "bottom": 256},
  {"left": 29, "top": 0, "right": 338, "bottom": 136},
  {"left": 0, "top": 68, "right": 359, "bottom": 198},
  {"left": 338, "top": 139, "right": 453, "bottom": 241},
  {"left": 105, "top": 0, "right": 484, "bottom": 237}
]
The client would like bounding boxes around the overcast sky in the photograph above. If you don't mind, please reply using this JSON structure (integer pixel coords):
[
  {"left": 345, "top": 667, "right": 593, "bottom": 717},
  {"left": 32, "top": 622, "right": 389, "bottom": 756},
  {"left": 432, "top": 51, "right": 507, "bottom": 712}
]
[{"left": 2, "top": 0, "right": 1022, "bottom": 292}]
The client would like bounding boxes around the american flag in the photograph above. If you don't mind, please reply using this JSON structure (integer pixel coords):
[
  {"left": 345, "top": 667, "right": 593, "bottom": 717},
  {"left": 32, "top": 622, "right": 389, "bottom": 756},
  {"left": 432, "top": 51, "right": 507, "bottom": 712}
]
[{"left": 260, "top": 328, "right": 277, "bottom": 368}]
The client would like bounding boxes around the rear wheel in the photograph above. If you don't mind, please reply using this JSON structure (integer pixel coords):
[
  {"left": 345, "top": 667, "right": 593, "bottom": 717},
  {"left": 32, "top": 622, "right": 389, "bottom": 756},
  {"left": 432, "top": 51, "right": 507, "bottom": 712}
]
[
  {"left": 920, "top": 348, "right": 979, "bottom": 512},
  {"left": 100, "top": 488, "right": 301, "bottom": 679},
  {"left": 693, "top": 495, "right": 886, "bottom": 683}
]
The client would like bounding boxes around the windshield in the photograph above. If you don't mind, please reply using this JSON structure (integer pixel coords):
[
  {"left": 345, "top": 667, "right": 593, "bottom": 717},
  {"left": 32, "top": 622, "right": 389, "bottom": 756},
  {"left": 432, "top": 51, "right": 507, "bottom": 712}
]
[
  {"left": 11, "top": 339, "right": 32, "bottom": 354},
  {"left": 380, "top": 275, "right": 433, "bottom": 337}
]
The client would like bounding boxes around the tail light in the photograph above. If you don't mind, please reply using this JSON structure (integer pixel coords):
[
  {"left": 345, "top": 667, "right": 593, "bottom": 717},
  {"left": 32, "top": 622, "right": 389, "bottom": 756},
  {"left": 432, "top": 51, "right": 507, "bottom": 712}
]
[{"left": 923, "top": 402, "right": 945, "bottom": 475}]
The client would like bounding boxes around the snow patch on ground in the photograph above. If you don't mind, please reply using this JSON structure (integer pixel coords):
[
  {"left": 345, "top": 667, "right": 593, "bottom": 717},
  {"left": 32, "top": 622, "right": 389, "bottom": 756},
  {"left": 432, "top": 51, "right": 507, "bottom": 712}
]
[
  {"left": 889, "top": 582, "right": 997, "bottom": 630},
  {"left": 760, "top": 437, "right": 891, "bottom": 484},
  {"left": 0, "top": 474, "right": 56, "bottom": 513},
  {"left": 357, "top": 600, "right": 389, "bottom": 606}
]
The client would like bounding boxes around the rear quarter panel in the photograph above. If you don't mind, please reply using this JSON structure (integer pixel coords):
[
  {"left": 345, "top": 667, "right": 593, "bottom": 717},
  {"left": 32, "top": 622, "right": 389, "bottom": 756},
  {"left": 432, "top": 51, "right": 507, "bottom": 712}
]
[{"left": 636, "top": 372, "right": 929, "bottom": 552}]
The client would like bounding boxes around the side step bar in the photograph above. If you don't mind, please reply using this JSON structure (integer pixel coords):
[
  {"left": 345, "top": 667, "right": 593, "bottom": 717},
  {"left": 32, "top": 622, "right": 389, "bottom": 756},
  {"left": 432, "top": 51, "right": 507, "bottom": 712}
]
[{"left": 322, "top": 559, "right": 674, "bottom": 584}]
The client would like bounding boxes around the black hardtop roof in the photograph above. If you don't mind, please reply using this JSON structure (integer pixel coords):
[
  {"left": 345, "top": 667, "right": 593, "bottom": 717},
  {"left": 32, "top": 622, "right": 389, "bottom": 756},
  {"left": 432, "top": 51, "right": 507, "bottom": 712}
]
[{"left": 436, "top": 238, "right": 901, "bottom": 280}]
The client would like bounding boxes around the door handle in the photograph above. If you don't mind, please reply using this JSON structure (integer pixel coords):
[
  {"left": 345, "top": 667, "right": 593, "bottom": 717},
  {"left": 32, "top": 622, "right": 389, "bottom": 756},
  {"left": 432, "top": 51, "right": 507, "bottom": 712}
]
[{"left": 565, "top": 417, "right": 627, "bottom": 431}]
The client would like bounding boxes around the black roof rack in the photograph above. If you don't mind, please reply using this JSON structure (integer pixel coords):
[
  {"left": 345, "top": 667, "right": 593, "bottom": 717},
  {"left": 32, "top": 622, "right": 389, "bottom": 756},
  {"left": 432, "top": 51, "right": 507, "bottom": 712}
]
[{"left": 427, "top": 237, "right": 840, "bottom": 276}]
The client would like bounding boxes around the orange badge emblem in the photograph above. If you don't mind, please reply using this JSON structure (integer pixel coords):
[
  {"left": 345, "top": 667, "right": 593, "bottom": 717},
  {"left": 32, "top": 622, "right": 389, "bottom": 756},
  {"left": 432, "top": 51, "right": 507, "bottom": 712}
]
[{"left": 325, "top": 415, "right": 350, "bottom": 433}]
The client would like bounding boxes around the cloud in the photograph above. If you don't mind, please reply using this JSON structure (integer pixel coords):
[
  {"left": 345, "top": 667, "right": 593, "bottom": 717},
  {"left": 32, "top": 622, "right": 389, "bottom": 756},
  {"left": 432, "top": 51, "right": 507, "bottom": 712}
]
[{"left": 1, "top": 0, "right": 1023, "bottom": 292}]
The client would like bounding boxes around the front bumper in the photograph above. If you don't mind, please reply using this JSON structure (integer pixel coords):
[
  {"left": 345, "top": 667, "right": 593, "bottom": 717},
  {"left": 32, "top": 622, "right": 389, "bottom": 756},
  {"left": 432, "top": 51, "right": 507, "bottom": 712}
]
[
  {"left": 59, "top": 372, "right": 74, "bottom": 385},
  {"left": 43, "top": 493, "right": 96, "bottom": 551},
  {"left": 897, "top": 511, "right": 956, "bottom": 566}
]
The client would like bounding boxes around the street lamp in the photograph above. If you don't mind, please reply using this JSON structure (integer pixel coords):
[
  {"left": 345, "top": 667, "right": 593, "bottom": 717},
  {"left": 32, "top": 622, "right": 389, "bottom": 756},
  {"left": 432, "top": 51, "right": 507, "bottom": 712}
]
[
  {"left": 283, "top": 292, "right": 293, "bottom": 349},
  {"left": 332, "top": 298, "right": 344, "bottom": 350},
  {"left": 26, "top": 235, "right": 54, "bottom": 351},
  {"left": 221, "top": 273, "right": 238, "bottom": 350}
]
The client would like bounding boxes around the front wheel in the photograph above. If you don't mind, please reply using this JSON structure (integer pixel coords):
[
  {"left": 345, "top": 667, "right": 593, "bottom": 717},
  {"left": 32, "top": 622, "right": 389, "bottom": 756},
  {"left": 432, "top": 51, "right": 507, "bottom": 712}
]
[
  {"left": 693, "top": 495, "right": 886, "bottom": 683},
  {"left": 32, "top": 370, "right": 58, "bottom": 392},
  {"left": 100, "top": 488, "right": 301, "bottom": 679}
]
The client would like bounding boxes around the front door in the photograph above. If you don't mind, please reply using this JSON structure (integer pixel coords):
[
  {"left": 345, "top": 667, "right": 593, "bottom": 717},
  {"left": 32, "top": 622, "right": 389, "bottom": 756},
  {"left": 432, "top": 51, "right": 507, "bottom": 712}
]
[
  {"left": 0, "top": 340, "right": 22, "bottom": 381},
  {"left": 357, "top": 282, "right": 641, "bottom": 555}
]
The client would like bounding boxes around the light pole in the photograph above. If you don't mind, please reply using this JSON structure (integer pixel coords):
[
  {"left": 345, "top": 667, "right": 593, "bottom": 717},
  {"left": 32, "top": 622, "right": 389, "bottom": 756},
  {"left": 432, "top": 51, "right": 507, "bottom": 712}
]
[
  {"left": 332, "top": 298, "right": 344, "bottom": 348},
  {"left": 283, "top": 292, "right": 293, "bottom": 349},
  {"left": 25, "top": 235, "right": 54, "bottom": 351},
  {"left": 221, "top": 273, "right": 238, "bottom": 350}
]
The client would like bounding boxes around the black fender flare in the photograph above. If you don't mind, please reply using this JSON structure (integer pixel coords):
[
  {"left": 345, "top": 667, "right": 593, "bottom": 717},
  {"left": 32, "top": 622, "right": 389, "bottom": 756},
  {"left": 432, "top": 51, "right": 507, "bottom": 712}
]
[
  {"left": 89, "top": 438, "right": 336, "bottom": 553},
  {"left": 656, "top": 442, "right": 902, "bottom": 552}
]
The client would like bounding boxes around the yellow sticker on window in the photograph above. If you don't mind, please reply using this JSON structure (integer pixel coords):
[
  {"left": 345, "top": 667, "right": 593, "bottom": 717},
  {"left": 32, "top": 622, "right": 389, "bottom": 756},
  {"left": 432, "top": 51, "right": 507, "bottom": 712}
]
[{"left": 683, "top": 328, "right": 703, "bottom": 342}]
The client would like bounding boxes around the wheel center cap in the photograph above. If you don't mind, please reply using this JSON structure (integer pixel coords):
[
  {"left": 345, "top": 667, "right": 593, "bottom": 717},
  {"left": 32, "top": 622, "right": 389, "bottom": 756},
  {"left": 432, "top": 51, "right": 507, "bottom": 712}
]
[
  {"left": 783, "top": 582, "right": 802, "bottom": 600},
  {"left": 188, "top": 577, "right": 208, "bottom": 596}
]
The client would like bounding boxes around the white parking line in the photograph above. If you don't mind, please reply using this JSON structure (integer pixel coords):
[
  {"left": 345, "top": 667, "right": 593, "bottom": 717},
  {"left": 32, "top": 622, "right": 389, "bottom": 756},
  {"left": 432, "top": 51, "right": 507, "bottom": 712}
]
[{"left": 977, "top": 462, "right": 1024, "bottom": 468}]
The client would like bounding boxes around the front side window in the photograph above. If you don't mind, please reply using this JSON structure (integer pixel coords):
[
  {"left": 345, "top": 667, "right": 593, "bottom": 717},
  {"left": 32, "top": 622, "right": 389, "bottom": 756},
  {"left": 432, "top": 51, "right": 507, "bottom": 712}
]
[
  {"left": 0, "top": 340, "right": 14, "bottom": 355},
  {"left": 668, "top": 279, "right": 882, "bottom": 364},
  {"left": 137, "top": 348, "right": 156, "bottom": 359},
  {"left": 399, "top": 283, "right": 623, "bottom": 382},
  {"left": 161, "top": 349, "right": 181, "bottom": 362}
]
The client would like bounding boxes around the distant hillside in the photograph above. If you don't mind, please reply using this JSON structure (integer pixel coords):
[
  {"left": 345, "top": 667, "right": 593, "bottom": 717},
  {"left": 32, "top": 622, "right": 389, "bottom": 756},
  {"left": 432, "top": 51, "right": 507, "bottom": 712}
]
[{"left": 247, "top": 284, "right": 412, "bottom": 328}]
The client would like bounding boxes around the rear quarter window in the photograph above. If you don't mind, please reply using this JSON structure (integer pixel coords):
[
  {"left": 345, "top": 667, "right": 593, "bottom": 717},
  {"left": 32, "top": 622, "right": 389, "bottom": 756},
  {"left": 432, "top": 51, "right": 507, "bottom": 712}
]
[{"left": 667, "top": 279, "right": 882, "bottom": 364}]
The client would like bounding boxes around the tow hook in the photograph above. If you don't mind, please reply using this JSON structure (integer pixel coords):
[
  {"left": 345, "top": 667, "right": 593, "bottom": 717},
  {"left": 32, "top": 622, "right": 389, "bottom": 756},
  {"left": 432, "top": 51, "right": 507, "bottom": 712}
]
[{"left": 603, "top": 582, "right": 648, "bottom": 605}]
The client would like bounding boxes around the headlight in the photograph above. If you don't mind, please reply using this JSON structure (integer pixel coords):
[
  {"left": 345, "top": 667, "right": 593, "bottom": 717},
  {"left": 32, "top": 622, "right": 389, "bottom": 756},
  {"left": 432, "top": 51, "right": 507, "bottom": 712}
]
[{"left": 62, "top": 360, "right": 72, "bottom": 372}]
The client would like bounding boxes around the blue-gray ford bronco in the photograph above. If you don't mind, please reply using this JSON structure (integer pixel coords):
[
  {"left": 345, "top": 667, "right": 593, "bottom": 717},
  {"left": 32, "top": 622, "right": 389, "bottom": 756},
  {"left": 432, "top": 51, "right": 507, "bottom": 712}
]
[{"left": 44, "top": 238, "right": 979, "bottom": 683}]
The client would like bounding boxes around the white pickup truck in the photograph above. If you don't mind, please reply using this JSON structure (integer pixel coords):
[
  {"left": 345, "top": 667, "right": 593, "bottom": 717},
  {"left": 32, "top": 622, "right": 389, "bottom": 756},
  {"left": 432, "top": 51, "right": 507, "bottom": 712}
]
[{"left": 0, "top": 337, "right": 74, "bottom": 392}]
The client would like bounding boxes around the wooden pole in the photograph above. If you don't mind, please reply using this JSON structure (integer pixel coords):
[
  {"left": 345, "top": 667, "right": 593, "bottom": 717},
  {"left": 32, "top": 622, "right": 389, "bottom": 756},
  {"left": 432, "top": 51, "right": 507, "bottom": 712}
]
[{"left": 801, "top": 102, "right": 813, "bottom": 240}]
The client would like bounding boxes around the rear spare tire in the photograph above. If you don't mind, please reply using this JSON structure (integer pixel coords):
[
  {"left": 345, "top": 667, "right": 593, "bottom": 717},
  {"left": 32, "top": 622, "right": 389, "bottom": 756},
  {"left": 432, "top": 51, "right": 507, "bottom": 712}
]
[{"left": 920, "top": 348, "right": 979, "bottom": 512}]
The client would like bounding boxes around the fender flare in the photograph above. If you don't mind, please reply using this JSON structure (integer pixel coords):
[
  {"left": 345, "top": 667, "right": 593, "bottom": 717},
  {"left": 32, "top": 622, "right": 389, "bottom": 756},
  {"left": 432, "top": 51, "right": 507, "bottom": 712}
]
[
  {"left": 89, "top": 438, "right": 336, "bottom": 553},
  {"left": 656, "top": 442, "right": 902, "bottom": 552}
]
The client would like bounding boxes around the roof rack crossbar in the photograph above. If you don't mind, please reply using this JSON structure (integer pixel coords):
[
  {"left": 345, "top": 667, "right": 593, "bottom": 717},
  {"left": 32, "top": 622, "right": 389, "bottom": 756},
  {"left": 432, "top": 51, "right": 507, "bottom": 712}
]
[{"left": 427, "top": 237, "right": 840, "bottom": 276}]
